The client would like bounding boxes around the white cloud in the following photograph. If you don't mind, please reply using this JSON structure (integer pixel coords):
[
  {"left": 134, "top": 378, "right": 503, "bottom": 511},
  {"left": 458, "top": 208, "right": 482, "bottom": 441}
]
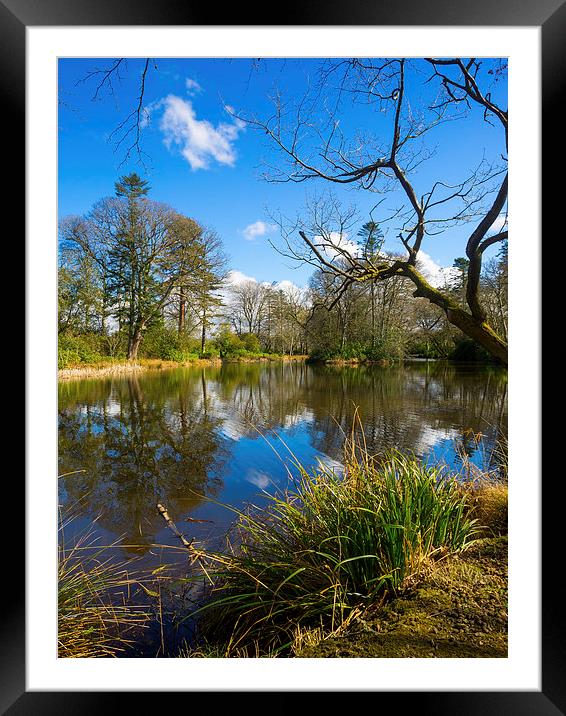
[
  {"left": 223, "top": 270, "right": 307, "bottom": 305},
  {"left": 417, "top": 251, "right": 461, "bottom": 289},
  {"left": 185, "top": 78, "right": 202, "bottom": 95},
  {"left": 316, "top": 231, "right": 361, "bottom": 261},
  {"left": 159, "top": 95, "right": 245, "bottom": 171},
  {"left": 241, "top": 220, "right": 275, "bottom": 241},
  {"left": 274, "top": 279, "right": 297, "bottom": 294},
  {"left": 226, "top": 269, "right": 257, "bottom": 286}
]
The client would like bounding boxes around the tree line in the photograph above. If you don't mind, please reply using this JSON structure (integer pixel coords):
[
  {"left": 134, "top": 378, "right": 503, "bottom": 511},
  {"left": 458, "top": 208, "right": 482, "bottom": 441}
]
[{"left": 59, "top": 173, "right": 507, "bottom": 365}]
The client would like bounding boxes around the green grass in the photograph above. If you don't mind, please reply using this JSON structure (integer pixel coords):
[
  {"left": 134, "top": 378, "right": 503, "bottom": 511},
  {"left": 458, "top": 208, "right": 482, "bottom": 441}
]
[{"left": 187, "top": 435, "right": 480, "bottom": 656}]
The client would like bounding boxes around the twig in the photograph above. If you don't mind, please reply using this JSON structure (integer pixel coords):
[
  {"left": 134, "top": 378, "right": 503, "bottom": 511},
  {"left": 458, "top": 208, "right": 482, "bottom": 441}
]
[
  {"left": 156, "top": 503, "right": 193, "bottom": 550},
  {"left": 156, "top": 504, "right": 218, "bottom": 584}
]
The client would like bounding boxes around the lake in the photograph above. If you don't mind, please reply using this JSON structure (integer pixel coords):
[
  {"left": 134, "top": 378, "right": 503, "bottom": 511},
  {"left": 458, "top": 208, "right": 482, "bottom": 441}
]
[{"left": 58, "top": 360, "right": 507, "bottom": 569}]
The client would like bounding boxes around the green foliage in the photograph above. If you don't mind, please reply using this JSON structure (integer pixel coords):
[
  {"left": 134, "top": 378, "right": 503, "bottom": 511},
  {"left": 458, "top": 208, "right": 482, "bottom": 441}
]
[
  {"left": 357, "top": 220, "right": 384, "bottom": 259},
  {"left": 213, "top": 328, "right": 276, "bottom": 360},
  {"left": 310, "top": 330, "right": 407, "bottom": 362},
  {"left": 213, "top": 327, "right": 246, "bottom": 358},
  {"left": 240, "top": 333, "right": 262, "bottom": 353},
  {"left": 191, "top": 443, "right": 479, "bottom": 656},
  {"left": 406, "top": 338, "right": 446, "bottom": 359},
  {"left": 58, "top": 333, "right": 109, "bottom": 368},
  {"left": 58, "top": 250, "right": 105, "bottom": 335},
  {"left": 139, "top": 326, "right": 201, "bottom": 360},
  {"left": 201, "top": 342, "right": 220, "bottom": 359},
  {"left": 60, "top": 173, "right": 227, "bottom": 360},
  {"left": 58, "top": 325, "right": 217, "bottom": 367},
  {"left": 114, "top": 172, "right": 150, "bottom": 199}
]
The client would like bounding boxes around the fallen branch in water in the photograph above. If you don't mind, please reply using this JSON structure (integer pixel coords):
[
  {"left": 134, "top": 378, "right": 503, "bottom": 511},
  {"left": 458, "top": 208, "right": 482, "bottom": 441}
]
[
  {"left": 156, "top": 503, "right": 214, "bottom": 581},
  {"left": 156, "top": 503, "right": 193, "bottom": 550}
]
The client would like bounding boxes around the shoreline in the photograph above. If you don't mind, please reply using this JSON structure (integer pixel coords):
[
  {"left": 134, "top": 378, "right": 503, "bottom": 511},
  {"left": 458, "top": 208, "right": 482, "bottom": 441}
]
[
  {"left": 58, "top": 355, "right": 307, "bottom": 381},
  {"left": 58, "top": 354, "right": 500, "bottom": 380}
]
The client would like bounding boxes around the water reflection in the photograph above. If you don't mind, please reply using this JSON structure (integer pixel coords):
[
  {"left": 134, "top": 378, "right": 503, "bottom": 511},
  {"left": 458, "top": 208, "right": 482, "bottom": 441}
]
[{"left": 58, "top": 361, "right": 507, "bottom": 561}]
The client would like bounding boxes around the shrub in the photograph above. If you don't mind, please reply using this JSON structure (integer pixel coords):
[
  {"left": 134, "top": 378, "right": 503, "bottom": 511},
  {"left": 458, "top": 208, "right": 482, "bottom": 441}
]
[
  {"left": 240, "top": 333, "right": 262, "bottom": 353},
  {"left": 449, "top": 337, "right": 492, "bottom": 363},
  {"left": 139, "top": 326, "right": 201, "bottom": 360},
  {"left": 58, "top": 333, "right": 106, "bottom": 367},
  {"left": 201, "top": 343, "right": 220, "bottom": 359},
  {"left": 405, "top": 338, "right": 445, "bottom": 359},
  {"left": 58, "top": 347, "right": 81, "bottom": 369},
  {"left": 214, "top": 328, "right": 246, "bottom": 358},
  {"left": 309, "top": 331, "right": 407, "bottom": 362}
]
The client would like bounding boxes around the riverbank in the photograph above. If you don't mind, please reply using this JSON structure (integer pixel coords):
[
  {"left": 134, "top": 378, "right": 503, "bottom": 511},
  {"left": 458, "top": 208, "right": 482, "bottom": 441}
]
[
  {"left": 186, "top": 495, "right": 507, "bottom": 659},
  {"left": 311, "top": 357, "right": 395, "bottom": 366},
  {"left": 294, "top": 535, "right": 507, "bottom": 658},
  {"left": 181, "top": 450, "right": 507, "bottom": 658},
  {"left": 308, "top": 356, "right": 495, "bottom": 367},
  {"left": 58, "top": 354, "right": 308, "bottom": 380},
  {"left": 59, "top": 454, "right": 507, "bottom": 659}
]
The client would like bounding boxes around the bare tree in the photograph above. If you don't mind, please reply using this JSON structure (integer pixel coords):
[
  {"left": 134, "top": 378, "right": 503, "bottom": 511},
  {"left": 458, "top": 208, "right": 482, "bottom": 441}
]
[
  {"left": 237, "top": 58, "right": 509, "bottom": 364},
  {"left": 229, "top": 280, "right": 270, "bottom": 336},
  {"left": 78, "top": 58, "right": 155, "bottom": 167}
]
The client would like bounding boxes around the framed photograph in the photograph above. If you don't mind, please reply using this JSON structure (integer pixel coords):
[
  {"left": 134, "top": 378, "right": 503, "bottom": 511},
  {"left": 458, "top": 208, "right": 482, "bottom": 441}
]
[{"left": 8, "top": 0, "right": 555, "bottom": 709}]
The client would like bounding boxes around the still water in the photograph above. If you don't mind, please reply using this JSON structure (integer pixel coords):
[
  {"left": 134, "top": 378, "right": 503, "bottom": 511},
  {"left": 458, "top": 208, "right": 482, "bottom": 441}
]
[{"left": 58, "top": 361, "right": 507, "bottom": 570}]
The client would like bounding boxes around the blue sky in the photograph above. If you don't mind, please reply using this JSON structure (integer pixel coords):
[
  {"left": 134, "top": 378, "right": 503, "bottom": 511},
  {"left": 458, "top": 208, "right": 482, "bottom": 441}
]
[{"left": 58, "top": 57, "right": 507, "bottom": 288}]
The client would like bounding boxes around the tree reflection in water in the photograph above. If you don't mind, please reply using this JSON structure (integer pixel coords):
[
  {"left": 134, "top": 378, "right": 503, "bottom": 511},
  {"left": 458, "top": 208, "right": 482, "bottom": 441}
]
[{"left": 59, "top": 362, "right": 507, "bottom": 565}]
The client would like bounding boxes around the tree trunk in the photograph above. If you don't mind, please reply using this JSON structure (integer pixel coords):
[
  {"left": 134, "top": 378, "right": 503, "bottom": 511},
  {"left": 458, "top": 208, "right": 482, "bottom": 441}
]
[
  {"left": 201, "top": 306, "right": 207, "bottom": 354},
  {"left": 403, "top": 264, "right": 508, "bottom": 365},
  {"left": 446, "top": 307, "right": 508, "bottom": 364},
  {"left": 128, "top": 328, "right": 143, "bottom": 360},
  {"left": 371, "top": 283, "right": 376, "bottom": 349},
  {"left": 178, "top": 287, "right": 186, "bottom": 334}
]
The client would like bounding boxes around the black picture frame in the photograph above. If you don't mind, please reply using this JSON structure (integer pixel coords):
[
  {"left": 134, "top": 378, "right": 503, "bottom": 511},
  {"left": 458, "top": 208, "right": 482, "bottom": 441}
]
[{"left": 9, "top": 0, "right": 554, "bottom": 711}]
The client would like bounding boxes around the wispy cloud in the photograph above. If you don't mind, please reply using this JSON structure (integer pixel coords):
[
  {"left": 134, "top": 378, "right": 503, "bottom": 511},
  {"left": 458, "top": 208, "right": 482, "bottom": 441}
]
[
  {"left": 241, "top": 221, "right": 275, "bottom": 241},
  {"left": 159, "top": 95, "right": 245, "bottom": 170},
  {"left": 488, "top": 213, "right": 508, "bottom": 235},
  {"left": 185, "top": 78, "right": 202, "bottom": 96}
]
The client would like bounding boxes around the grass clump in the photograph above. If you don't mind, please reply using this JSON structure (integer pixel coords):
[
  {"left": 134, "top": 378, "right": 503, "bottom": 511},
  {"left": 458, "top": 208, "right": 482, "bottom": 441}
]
[
  {"left": 58, "top": 506, "right": 152, "bottom": 658},
  {"left": 469, "top": 481, "right": 507, "bottom": 536},
  {"left": 190, "top": 437, "right": 480, "bottom": 656}
]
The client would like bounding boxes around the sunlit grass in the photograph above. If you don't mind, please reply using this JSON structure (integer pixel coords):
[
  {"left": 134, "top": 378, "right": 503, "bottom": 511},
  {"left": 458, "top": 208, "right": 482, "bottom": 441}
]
[
  {"left": 58, "top": 503, "right": 153, "bottom": 658},
  {"left": 186, "top": 427, "right": 482, "bottom": 656}
]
